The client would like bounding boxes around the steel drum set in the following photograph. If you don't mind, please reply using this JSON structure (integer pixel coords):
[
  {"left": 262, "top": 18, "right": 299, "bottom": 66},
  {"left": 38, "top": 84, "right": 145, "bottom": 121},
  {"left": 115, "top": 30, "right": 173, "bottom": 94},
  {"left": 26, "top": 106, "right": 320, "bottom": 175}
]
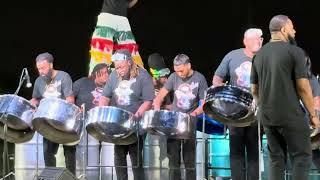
[
  {"left": 0, "top": 95, "right": 199, "bottom": 147},
  {"left": 0, "top": 84, "right": 319, "bottom": 179},
  {"left": 0, "top": 85, "right": 266, "bottom": 146}
]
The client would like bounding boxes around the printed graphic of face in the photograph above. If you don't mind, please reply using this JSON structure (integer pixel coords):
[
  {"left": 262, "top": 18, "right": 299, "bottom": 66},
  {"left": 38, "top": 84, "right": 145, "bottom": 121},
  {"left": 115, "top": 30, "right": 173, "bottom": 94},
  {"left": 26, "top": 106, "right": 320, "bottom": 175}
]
[
  {"left": 175, "top": 83, "right": 198, "bottom": 110},
  {"left": 235, "top": 61, "right": 252, "bottom": 88},
  {"left": 91, "top": 87, "right": 103, "bottom": 106},
  {"left": 43, "top": 81, "right": 61, "bottom": 98},
  {"left": 114, "top": 79, "right": 136, "bottom": 106}
]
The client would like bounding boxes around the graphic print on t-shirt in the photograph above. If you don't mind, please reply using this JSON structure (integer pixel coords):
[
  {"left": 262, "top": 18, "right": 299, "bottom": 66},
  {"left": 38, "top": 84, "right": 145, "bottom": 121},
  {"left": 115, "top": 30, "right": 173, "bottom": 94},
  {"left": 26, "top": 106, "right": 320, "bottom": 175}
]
[
  {"left": 43, "top": 80, "right": 61, "bottom": 98},
  {"left": 91, "top": 87, "right": 103, "bottom": 106},
  {"left": 175, "top": 82, "right": 198, "bottom": 110},
  {"left": 114, "top": 79, "right": 136, "bottom": 106},
  {"left": 235, "top": 61, "right": 251, "bottom": 88}
]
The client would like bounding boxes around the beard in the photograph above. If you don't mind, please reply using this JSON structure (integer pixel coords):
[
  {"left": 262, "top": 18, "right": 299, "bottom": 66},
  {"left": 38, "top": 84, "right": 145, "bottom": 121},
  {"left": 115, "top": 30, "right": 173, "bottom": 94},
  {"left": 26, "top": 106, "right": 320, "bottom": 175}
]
[
  {"left": 288, "top": 34, "right": 297, "bottom": 46},
  {"left": 41, "top": 69, "right": 53, "bottom": 83},
  {"left": 154, "top": 79, "right": 165, "bottom": 90}
]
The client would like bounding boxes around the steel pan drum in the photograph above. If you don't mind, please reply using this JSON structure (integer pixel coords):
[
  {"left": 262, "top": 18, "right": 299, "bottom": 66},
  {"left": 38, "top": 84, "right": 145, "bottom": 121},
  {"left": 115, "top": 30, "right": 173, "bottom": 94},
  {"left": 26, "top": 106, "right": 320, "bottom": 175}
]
[
  {"left": 0, "top": 122, "right": 34, "bottom": 143},
  {"left": 197, "top": 114, "right": 226, "bottom": 135},
  {"left": 203, "top": 85, "right": 255, "bottom": 127},
  {"left": 0, "top": 94, "right": 35, "bottom": 130},
  {"left": 141, "top": 110, "right": 195, "bottom": 139},
  {"left": 86, "top": 106, "right": 138, "bottom": 145},
  {"left": 32, "top": 98, "right": 83, "bottom": 145}
]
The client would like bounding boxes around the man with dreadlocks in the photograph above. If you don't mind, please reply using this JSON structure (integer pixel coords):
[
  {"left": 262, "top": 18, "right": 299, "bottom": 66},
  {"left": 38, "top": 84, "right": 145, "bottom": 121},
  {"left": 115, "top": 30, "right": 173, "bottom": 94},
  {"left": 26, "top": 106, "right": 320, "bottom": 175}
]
[{"left": 99, "top": 49, "right": 154, "bottom": 180}]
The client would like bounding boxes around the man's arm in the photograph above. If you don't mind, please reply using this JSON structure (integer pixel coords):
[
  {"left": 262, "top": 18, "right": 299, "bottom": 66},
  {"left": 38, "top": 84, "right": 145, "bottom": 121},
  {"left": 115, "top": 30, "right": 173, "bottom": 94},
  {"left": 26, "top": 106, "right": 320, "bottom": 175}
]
[
  {"left": 314, "top": 96, "right": 320, "bottom": 111},
  {"left": 30, "top": 98, "right": 40, "bottom": 107},
  {"left": 135, "top": 100, "right": 152, "bottom": 118},
  {"left": 153, "top": 87, "right": 169, "bottom": 110},
  {"left": 128, "top": 0, "right": 138, "bottom": 8},
  {"left": 62, "top": 73, "right": 74, "bottom": 104},
  {"left": 212, "top": 75, "right": 225, "bottom": 87},
  {"left": 190, "top": 99, "right": 205, "bottom": 117},
  {"left": 251, "top": 83, "right": 259, "bottom": 106},
  {"left": 99, "top": 96, "right": 111, "bottom": 106},
  {"left": 296, "top": 78, "right": 320, "bottom": 127}
]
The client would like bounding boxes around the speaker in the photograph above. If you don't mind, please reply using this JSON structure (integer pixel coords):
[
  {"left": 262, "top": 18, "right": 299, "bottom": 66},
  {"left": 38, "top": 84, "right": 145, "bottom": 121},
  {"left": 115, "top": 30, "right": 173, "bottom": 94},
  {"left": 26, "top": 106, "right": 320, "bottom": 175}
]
[{"left": 37, "top": 167, "right": 78, "bottom": 180}]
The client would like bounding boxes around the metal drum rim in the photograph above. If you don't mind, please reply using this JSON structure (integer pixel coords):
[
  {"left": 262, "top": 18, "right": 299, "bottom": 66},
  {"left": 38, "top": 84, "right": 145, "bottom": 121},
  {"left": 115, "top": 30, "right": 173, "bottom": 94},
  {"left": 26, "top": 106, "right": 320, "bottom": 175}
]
[
  {"left": 88, "top": 106, "right": 134, "bottom": 116},
  {"left": 0, "top": 94, "right": 36, "bottom": 109},
  {"left": 146, "top": 109, "right": 190, "bottom": 117},
  {"left": 38, "top": 97, "right": 80, "bottom": 111}
]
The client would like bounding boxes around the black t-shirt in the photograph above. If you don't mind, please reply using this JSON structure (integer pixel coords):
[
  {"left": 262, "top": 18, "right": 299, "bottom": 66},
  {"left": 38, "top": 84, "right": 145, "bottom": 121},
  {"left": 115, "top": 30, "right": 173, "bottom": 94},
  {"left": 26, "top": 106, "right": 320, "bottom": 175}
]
[
  {"left": 101, "top": 0, "right": 128, "bottom": 17},
  {"left": 251, "top": 41, "right": 308, "bottom": 126},
  {"left": 164, "top": 71, "right": 208, "bottom": 113},
  {"left": 73, "top": 77, "right": 104, "bottom": 111},
  {"left": 154, "top": 82, "right": 173, "bottom": 107},
  {"left": 32, "top": 70, "right": 73, "bottom": 100},
  {"left": 102, "top": 68, "right": 155, "bottom": 114}
]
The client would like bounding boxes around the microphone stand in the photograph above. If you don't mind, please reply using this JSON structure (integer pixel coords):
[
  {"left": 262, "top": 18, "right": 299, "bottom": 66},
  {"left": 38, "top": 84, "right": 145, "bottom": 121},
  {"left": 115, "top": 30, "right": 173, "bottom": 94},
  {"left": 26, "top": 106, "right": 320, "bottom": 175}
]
[{"left": 1, "top": 68, "right": 27, "bottom": 180}]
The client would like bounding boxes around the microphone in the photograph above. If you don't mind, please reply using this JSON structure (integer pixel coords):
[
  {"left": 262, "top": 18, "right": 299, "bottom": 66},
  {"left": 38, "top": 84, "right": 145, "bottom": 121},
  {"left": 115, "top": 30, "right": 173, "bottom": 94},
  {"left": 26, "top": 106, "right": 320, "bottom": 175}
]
[{"left": 24, "top": 68, "right": 32, "bottom": 88}]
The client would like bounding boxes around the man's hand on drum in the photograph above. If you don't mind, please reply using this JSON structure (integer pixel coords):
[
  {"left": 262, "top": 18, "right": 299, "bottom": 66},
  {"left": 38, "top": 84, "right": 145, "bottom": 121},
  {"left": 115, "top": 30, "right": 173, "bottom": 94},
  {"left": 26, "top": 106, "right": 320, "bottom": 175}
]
[
  {"left": 134, "top": 111, "right": 142, "bottom": 119},
  {"left": 310, "top": 115, "right": 320, "bottom": 128},
  {"left": 152, "top": 101, "right": 161, "bottom": 111},
  {"left": 79, "top": 106, "right": 84, "bottom": 113},
  {"left": 190, "top": 111, "right": 197, "bottom": 117},
  {"left": 30, "top": 98, "right": 39, "bottom": 107},
  {"left": 251, "top": 99, "right": 258, "bottom": 115}
]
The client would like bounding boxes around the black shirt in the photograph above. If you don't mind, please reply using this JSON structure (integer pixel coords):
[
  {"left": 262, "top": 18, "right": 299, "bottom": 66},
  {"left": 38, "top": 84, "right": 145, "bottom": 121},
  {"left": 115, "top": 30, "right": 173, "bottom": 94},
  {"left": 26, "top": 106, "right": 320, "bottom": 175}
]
[
  {"left": 251, "top": 41, "right": 308, "bottom": 126},
  {"left": 101, "top": 0, "right": 128, "bottom": 17},
  {"left": 73, "top": 77, "right": 104, "bottom": 111}
]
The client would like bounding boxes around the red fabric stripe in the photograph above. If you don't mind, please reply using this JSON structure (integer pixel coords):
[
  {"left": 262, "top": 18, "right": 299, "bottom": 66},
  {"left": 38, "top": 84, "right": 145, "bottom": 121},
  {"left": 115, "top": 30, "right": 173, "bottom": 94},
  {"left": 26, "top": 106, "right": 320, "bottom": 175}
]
[
  {"left": 114, "top": 43, "right": 139, "bottom": 53},
  {"left": 91, "top": 38, "right": 114, "bottom": 51}
]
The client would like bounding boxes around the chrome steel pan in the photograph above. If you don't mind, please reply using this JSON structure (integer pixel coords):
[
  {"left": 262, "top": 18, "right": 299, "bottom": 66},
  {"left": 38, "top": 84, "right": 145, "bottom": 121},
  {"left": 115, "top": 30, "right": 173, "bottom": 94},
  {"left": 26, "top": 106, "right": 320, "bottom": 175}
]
[
  {"left": 86, "top": 106, "right": 137, "bottom": 145},
  {"left": 0, "top": 94, "right": 35, "bottom": 130},
  {"left": 141, "top": 110, "right": 196, "bottom": 139}
]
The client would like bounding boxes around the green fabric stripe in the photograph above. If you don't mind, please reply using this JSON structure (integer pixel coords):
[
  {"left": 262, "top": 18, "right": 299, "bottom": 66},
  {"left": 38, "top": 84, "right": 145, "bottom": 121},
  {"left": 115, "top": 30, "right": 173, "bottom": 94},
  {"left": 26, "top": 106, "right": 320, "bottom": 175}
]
[
  {"left": 93, "top": 26, "right": 116, "bottom": 38},
  {"left": 114, "top": 31, "right": 135, "bottom": 42}
]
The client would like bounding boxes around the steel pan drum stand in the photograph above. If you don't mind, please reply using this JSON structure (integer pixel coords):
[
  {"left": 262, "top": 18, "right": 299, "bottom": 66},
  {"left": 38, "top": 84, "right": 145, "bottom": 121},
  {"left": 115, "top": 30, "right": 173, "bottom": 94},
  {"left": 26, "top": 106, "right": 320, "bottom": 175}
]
[
  {"left": 77, "top": 104, "right": 87, "bottom": 180},
  {"left": 201, "top": 108, "right": 207, "bottom": 179},
  {"left": 0, "top": 113, "right": 12, "bottom": 180},
  {"left": 1, "top": 68, "right": 29, "bottom": 180},
  {"left": 257, "top": 110, "right": 262, "bottom": 180},
  {"left": 201, "top": 90, "right": 208, "bottom": 180},
  {"left": 34, "top": 130, "right": 39, "bottom": 180}
]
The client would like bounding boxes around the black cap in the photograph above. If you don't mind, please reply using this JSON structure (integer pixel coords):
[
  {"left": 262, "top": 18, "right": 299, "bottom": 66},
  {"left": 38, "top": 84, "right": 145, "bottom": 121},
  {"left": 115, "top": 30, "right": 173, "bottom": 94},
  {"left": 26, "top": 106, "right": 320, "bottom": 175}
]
[{"left": 147, "top": 53, "right": 167, "bottom": 70}]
